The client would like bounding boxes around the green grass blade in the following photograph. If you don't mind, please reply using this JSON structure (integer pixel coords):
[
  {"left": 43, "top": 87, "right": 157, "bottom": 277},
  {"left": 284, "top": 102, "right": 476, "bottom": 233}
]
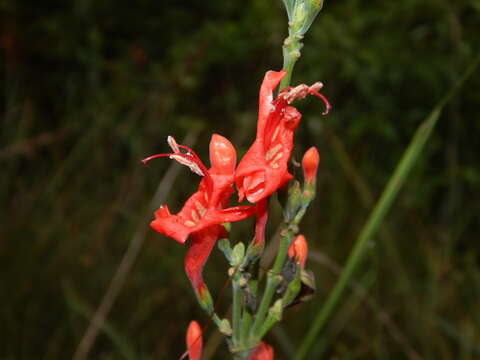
[
  {"left": 294, "top": 54, "right": 480, "bottom": 360},
  {"left": 63, "top": 281, "right": 138, "bottom": 360}
]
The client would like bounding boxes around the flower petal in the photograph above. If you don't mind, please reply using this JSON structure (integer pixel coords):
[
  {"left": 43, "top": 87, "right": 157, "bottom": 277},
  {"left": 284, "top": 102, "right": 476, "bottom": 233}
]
[
  {"left": 248, "top": 341, "right": 274, "bottom": 360},
  {"left": 186, "top": 320, "right": 203, "bottom": 360}
]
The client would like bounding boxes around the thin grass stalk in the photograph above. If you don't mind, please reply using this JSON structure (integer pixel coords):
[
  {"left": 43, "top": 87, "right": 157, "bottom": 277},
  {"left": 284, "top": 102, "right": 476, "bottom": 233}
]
[
  {"left": 294, "top": 54, "right": 480, "bottom": 360},
  {"left": 72, "top": 132, "right": 199, "bottom": 360}
]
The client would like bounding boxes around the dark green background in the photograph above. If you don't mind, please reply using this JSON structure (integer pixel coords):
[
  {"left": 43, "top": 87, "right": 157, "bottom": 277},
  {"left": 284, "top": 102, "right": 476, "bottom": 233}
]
[{"left": 1, "top": 0, "right": 480, "bottom": 359}]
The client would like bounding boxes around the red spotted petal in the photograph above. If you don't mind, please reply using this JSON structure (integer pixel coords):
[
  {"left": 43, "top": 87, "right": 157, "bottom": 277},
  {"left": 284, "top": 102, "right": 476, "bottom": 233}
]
[
  {"left": 149, "top": 134, "right": 255, "bottom": 243},
  {"left": 151, "top": 187, "right": 255, "bottom": 243},
  {"left": 235, "top": 70, "right": 329, "bottom": 204},
  {"left": 235, "top": 71, "right": 297, "bottom": 203}
]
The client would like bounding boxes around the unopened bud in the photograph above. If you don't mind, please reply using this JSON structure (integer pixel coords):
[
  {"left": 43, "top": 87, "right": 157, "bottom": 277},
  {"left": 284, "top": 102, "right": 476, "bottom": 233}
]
[
  {"left": 248, "top": 341, "right": 274, "bottom": 360},
  {"left": 186, "top": 320, "right": 203, "bottom": 360},
  {"left": 209, "top": 133, "right": 236, "bottom": 175},
  {"left": 288, "top": 234, "right": 308, "bottom": 269},
  {"left": 302, "top": 147, "right": 320, "bottom": 185}
]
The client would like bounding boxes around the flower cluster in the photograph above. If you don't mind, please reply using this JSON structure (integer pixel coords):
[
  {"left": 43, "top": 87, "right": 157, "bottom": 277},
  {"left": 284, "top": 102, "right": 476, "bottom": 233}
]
[{"left": 144, "top": 70, "right": 328, "bottom": 358}]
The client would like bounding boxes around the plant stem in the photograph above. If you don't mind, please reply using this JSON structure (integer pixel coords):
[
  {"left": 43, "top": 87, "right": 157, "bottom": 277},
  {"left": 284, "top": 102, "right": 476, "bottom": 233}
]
[
  {"left": 233, "top": 351, "right": 250, "bottom": 360},
  {"left": 240, "top": 310, "right": 252, "bottom": 345},
  {"left": 232, "top": 275, "right": 242, "bottom": 344},
  {"left": 280, "top": 31, "right": 302, "bottom": 89},
  {"left": 255, "top": 311, "right": 278, "bottom": 340},
  {"left": 250, "top": 226, "right": 294, "bottom": 339},
  {"left": 294, "top": 54, "right": 480, "bottom": 360}
]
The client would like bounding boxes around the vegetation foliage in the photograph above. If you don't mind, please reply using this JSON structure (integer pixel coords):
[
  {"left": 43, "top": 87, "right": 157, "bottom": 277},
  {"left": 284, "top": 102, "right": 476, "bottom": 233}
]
[{"left": 1, "top": 0, "right": 480, "bottom": 358}]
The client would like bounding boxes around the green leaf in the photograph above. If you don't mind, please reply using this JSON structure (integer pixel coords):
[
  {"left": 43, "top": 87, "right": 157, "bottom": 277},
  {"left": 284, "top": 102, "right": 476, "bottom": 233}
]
[{"left": 231, "top": 242, "right": 246, "bottom": 266}]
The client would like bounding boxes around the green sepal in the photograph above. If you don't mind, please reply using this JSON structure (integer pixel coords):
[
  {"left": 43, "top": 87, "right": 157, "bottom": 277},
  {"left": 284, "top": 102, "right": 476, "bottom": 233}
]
[
  {"left": 283, "top": 180, "right": 302, "bottom": 222},
  {"left": 218, "top": 238, "right": 233, "bottom": 262},
  {"left": 231, "top": 242, "right": 245, "bottom": 267}
]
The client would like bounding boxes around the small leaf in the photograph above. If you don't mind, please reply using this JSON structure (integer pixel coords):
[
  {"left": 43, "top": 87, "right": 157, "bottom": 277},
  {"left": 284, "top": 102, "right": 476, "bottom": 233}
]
[
  {"left": 218, "top": 238, "right": 233, "bottom": 262},
  {"left": 231, "top": 242, "right": 245, "bottom": 266}
]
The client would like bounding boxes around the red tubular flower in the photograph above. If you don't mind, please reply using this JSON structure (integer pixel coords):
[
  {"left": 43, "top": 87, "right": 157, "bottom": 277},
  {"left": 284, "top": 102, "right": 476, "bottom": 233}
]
[
  {"left": 248, "top": 341, "right": 274, "bottom": 360},
  {"left": 184, "top": 225, "right": 224, "bottom": 299},
  {"left": 186, "top": 320, "right": 203, "bottom": 360},
  {"left": 235, "top": 70, "right": 330, "bottom": 204},
  {"left": 288, "top": 234, "right": 308, "bottom": 269},
  {"left": 144, "top": 134, "right": 256, "bottom": 244},
  {"left": 144, "top": 135, "right": 256, "bottom": 307},
  {"left": 302, "top": 146, "right": 320, "bottom": 185}
]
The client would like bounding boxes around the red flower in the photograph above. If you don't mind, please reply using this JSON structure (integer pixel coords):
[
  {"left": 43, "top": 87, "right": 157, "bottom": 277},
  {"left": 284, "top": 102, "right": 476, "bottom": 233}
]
[
  {"left": 235, "top": 70, "right": 330, "bottom": 203},
  {"left": 184, "top": 225, "right": 224, "bottom": 297},
  {"left": 144, "top": 134, "right": 256, "bottom": 244},
  {"left": 248, "top": 341, "right": 274, "bottom": 360},
  {"left": 186, "top": 320, "right": 203, "bottom": 360},
  {"left": 144, "top": 135, "right": 256, "bottom": 305}
]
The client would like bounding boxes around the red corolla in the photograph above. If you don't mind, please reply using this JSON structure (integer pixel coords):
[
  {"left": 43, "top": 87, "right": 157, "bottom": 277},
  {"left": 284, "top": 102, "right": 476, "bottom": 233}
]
[
  {"left": 144, "top": 134, "right": 255, "bottom": 244},
  {"left": 235, "top": 70, "right": 330, "bottom": 203}
]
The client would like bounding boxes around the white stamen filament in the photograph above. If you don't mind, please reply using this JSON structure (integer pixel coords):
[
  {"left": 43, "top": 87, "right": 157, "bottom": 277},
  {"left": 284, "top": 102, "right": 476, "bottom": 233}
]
[
  {"left": 279, "top": 82, "right": 324, "bottom": 104},
  {"left": 169, "top": 154, "right": 205, "bottom": 177},
  {"left": 167, "top": 135, "right": 181, "bottom": 153}
]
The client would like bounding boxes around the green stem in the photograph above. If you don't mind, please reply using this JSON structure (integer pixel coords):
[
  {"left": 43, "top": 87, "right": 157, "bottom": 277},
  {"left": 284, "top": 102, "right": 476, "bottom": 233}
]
[
  {"left": 250, "top": 226, "right": 294, "bottom": 339},
  {"left": 232, "top": 351, "right": 250, "bottom": 360},
  {"left": 232, "top": 277, "right": 242, "bottom": 344},
  {"left": 280, "top": 33, "right": 302, "bottom": 89},
  {"left": 294, "top": 54, "right": 480, "bottom": 360},
  {"left": 240, "top": 310, "right": 252, "bottom": 345},
  {"left": 256, "top": 311, "right": 279, "bottom": 340}
]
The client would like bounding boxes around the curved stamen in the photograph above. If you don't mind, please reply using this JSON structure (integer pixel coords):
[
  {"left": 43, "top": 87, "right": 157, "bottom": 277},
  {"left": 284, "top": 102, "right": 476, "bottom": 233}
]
[
  {"left": 309, "top": 90, "right": 331, "bottom": 115},
  {"left": 142, "top": 141, "right": 214, "bottom": 194},
  {"left": 142, "top": 152, "right": 206, "bottom": 177},
  {"left": 141, "top": 153, "right": 175, "bottom": 165},
  {"left": 177, "top": 145, "right": 210, "bottom": 177}
]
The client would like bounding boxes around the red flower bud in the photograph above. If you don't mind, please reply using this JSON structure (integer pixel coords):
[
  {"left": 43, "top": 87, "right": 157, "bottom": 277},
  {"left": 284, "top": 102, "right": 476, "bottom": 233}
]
[
  {"left": 302, "top": 147, "right": 320, "bottom": 185},
  {"left": 248, "top": 341, "right": 274, "bottom": 360},
  {"left": 288, "top": 234, "right": 308, "bottom": 269},
  {"left": 186, "top": 320, "right": 203, "bottom": 360},
  {"left": 209, "top": 133, "right": 236, "bottom": 176}
]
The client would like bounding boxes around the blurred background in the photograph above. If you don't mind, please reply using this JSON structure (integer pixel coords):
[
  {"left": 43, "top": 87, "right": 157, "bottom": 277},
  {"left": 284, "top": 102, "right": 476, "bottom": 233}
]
[{"left": 1, "top": 0, "right": 480, "bottom": 359}]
